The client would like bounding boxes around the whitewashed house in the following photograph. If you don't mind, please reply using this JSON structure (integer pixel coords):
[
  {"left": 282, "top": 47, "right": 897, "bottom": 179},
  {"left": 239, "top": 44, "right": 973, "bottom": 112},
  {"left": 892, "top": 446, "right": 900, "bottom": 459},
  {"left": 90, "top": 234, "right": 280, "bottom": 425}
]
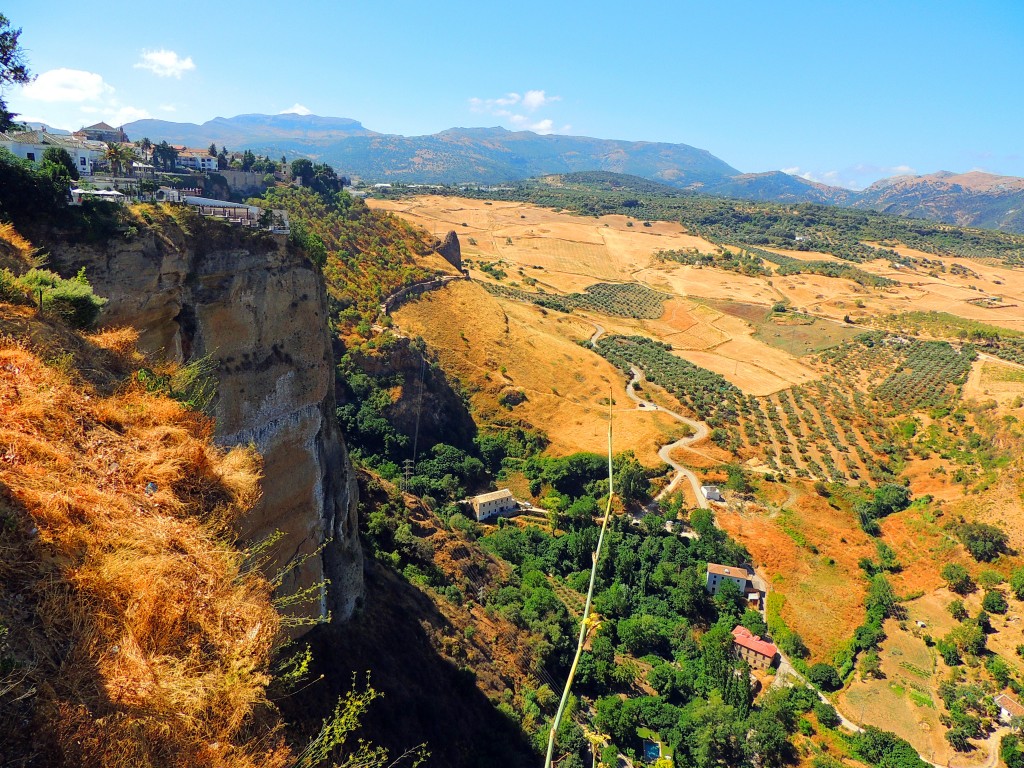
[{"left": 0, "top": 130, "right": 106, "bottom": 176}]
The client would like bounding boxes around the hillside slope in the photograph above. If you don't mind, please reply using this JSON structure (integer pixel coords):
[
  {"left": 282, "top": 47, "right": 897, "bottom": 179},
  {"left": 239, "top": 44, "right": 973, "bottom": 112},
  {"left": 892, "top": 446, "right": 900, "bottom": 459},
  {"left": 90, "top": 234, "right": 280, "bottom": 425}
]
[{"left": 0, "top": 298, "right": 289, "bottom": 767}]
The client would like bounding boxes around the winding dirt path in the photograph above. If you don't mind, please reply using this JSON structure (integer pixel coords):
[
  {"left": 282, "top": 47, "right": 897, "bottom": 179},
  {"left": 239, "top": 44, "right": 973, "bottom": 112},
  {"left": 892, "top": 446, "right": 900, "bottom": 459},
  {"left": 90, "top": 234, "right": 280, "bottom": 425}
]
[{"left": 624, "top": 366, "right": 711, "bottom": 509}]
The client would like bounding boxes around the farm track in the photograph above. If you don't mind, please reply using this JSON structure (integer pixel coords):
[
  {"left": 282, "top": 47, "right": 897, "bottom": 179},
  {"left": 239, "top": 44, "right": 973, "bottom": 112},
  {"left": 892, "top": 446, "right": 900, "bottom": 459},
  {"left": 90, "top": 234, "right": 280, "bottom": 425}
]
[
  {"left": 625, "top": 367, "right": 711, "bottom": 510},
  {"left": 584, "top": 320, "right": 712, "bottom": 509}
]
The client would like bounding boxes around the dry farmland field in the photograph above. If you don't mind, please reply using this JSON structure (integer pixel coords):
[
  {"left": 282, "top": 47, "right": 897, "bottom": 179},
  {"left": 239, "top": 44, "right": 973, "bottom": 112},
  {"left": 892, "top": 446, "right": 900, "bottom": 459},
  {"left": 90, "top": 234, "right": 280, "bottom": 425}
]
[{"left": 375, "top": 194, "right": 1024, "bottom": 759}]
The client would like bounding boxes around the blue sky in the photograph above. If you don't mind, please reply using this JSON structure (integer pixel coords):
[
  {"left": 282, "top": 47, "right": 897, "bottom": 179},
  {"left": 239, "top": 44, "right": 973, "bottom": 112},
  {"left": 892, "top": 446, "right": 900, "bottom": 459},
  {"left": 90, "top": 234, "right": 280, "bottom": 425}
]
[{"left": 5, "top": 0, "right": 1022, "bottom": 189}]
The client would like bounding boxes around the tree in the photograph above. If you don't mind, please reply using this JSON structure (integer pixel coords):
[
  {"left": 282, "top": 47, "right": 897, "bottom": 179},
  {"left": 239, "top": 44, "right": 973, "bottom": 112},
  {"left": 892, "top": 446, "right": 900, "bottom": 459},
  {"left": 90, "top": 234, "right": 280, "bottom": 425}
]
[
  {"left": 152, "top": 141, "right": 178, "bottom": 171},
  {"left": 1011, "top": 567, "right": 1024, "bottom": 601},
  {"left": 876, "top": 541, "right": 901, "bottom": 573},
  {"left": 291, "top": 158, "right": 314, "bottom": 185},
  {"left": 860, "top": 649, "right": 882, "bottom": 679},
  {"left": 208, "top": 142, "right": 217, "bottom": 156},
  {"left": 814, "top": 701, "right": 841, "bottom": 728},
  {"left": 104, "top": 142, "right": 134, "bottom": 176},
  {"left": 941, "top": 563, "right": 975, "bottom": 595},
  {"left": 983, "top": 589, "right": 1008, "bottom": 614},
  {"left": 948, "top": 599, "right": 968, "bottom": 621},
  {"left": 1002, "top": 734, "right": 1024, "bottom": 768},
  {"left": 614, "top": 451, "right": 649, "bottom": 502},
  {"left": 807, "top": 663, "right": 843, "bottom": 692},
  {"left": 0, "top": 14, "right": 31, "bottom": 131},
  {"left": 41, "top": 147, "right": 79, "bottom": 181},
  {"left": 740, "top": 608, "right": 768, "bottom": 638},
  {"left": 959, "top": 522, "right": 1009, "bottom": 562}
]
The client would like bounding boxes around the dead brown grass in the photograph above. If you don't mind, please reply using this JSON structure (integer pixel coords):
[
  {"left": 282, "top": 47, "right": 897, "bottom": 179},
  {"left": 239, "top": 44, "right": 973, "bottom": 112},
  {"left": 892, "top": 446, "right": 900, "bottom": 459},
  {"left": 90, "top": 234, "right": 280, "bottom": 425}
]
[
  {"left": 0, "top": 221, "right": 37, "bottom": 270},
  {"left": 0, "top": 304, "right": 290, "bottom": 768}
]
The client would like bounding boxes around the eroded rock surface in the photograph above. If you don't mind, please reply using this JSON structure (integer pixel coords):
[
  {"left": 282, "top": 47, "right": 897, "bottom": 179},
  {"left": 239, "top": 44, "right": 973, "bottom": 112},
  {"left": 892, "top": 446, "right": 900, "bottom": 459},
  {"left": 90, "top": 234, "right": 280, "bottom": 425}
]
[{"left": 50, "top": 217, "right": 362, "bottom": 624}]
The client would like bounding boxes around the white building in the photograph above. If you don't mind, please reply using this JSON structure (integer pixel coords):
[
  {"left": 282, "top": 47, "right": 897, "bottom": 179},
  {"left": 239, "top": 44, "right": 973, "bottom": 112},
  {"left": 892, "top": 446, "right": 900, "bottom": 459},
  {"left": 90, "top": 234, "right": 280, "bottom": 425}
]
[
  {"left": 996, "top": 694, "right": 1024, "bottom": 723},
  {"left": 468, "top": 489, "right": 517, "bottom": 521},
  {"left": 0, "top": 130, "right": 106, "bottom": 176},
  {"left": 176, "top": 149, "right": 219, "bottom": 172},
  {"left": 701, "top": 486, "right": 724, "bottom": 502},
  {"left": 705, "top": 563, "right": 753, "bottom": 596}
]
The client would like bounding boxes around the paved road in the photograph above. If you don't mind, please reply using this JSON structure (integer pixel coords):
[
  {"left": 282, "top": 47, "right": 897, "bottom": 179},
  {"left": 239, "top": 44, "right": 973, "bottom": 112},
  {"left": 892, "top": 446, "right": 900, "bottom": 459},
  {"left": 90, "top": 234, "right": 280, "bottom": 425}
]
[{"left": 624, "top": 366, "right": 710, "bottom": 510}]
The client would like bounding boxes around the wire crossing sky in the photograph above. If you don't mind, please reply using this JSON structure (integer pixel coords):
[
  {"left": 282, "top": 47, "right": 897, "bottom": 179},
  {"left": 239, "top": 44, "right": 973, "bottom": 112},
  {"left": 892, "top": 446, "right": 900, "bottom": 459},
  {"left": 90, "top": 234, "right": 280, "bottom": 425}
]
[{"left": 5, "top": 0, "right": 1022, "bottom": 189}]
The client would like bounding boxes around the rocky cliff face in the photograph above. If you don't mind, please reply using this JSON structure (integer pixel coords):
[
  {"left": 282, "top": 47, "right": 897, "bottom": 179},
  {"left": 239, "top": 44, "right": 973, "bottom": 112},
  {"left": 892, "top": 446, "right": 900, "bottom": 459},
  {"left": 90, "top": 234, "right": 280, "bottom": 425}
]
[{"left": 45, "top": 213, "right": 362, "bottom": 624}]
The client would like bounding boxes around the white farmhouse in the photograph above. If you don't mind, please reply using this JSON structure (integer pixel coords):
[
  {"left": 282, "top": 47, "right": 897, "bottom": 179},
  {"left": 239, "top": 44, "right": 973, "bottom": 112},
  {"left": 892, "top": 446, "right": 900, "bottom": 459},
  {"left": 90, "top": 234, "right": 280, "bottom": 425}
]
[
  {"left": 468, "top": 489, "right": 517, "bottom": 521},
  {"left": 705, "top": 563, "right": 753, "bottom": 596}
]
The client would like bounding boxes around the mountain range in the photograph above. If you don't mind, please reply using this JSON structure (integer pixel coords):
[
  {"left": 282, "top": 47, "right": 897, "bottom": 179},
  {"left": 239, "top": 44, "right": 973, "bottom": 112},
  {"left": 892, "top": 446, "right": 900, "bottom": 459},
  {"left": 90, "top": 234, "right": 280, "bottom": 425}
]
[{"left": 123, "top": 113, "right": 1024, "bottom": 233}]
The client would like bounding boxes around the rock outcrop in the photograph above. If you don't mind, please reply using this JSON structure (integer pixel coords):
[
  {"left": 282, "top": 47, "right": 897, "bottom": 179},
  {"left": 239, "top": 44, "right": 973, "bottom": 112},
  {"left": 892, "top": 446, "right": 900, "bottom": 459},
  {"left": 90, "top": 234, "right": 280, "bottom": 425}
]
[
  {"left": 435, "top": 230, "right": 462, "bottom": 271},
  {"left": 46, "top": 214, "right": 362, "bottom": 624}
]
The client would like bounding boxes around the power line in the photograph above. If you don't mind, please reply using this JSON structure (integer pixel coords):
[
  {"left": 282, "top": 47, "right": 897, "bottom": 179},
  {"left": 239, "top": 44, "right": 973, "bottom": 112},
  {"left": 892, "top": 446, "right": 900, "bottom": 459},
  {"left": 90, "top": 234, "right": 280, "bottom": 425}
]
[{"left": 544, "top": 394, "right": 615, "bottom": 768}]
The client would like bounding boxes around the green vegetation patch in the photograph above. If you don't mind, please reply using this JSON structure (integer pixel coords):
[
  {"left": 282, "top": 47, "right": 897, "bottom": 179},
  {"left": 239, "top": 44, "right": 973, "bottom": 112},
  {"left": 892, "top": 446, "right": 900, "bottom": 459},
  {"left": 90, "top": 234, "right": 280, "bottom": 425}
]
[
  {"left": 593, "top": 335, "right": 741, "bottom": 427},
  {"left": 656, "top": 247, "right": 771, "bottom": 277},
  {"left": 871, "top": 337, "right": 976, "bottom": 413},
  {"left": 480, "top": 281, "right": 669, "bottom": 319}
]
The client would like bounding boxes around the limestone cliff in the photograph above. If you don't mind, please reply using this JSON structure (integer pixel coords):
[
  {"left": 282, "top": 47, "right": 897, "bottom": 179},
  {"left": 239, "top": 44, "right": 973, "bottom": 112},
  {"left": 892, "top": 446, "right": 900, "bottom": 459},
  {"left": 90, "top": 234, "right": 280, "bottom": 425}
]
[{"left": 44, "top": 212, "right": 362, "bottom": 623}]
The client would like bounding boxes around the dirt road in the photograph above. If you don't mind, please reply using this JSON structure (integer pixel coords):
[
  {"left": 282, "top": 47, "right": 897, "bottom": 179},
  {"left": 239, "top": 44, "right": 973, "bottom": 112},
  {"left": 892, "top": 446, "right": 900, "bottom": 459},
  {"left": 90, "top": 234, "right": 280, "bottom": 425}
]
[{"left": 624, "top": 366, "right": 710, "bottom": 509}]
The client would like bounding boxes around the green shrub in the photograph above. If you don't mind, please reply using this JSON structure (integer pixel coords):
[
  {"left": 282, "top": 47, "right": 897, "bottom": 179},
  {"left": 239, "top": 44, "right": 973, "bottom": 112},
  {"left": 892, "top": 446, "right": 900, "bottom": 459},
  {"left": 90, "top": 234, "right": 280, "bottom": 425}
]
[
  {"left": 814, "top": 701, "right": 841, "bottom": 728},
  {"left": 959, "top": 522, "right": 1009, "bottom": 562},
  {"left": 982, "top": 590, "right": 1008, "bottom": 614},
  {"left": 17, "top": 267, "right": 106, "bottom": 329},
  {"left": 0, "top": 267, "right": 25, "bottom": 303}
]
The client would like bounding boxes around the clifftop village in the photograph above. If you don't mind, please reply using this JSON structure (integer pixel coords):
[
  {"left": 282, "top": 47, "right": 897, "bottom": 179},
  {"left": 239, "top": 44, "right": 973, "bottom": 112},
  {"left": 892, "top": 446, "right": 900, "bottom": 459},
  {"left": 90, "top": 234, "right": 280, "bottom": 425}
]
[{"left": 0, "top": 121, "right": 295, "bottom": 233}]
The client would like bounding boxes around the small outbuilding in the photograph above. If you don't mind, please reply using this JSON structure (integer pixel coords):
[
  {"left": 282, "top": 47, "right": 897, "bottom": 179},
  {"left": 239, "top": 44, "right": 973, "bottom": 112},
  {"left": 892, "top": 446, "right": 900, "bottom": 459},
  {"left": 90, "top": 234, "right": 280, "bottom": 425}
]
[
  {"left": 996, "top": 693, "right": 1024, "bottom": 723},
  {"left": 701, "top": 486, "right": 724, "bottom": 502}
]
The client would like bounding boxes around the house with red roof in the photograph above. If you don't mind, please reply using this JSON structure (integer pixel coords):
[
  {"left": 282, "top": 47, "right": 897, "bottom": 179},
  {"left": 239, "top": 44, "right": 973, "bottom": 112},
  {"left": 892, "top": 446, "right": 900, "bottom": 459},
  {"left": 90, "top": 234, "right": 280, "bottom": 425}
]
[
  {"left": 732, "top": 625, "right": 778, "bottom": 670},
  {"left": 996, "top": 693, "right": 1024, "bottom": 723}
]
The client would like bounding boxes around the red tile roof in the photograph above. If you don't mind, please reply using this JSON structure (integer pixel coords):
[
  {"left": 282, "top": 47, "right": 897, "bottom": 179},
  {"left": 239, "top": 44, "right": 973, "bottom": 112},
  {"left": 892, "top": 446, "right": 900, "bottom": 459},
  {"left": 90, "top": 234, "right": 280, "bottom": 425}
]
[
  {"left": 732, "top": 625, "right": 778, "bottom": 659},
  {"left": 996, "top": 694, "right": 1024, "bottom": 719}
]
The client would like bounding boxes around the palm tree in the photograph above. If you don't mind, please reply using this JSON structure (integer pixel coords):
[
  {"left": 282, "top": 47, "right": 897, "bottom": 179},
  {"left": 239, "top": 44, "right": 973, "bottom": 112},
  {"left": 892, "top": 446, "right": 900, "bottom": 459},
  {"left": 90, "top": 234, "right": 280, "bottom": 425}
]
[{"left": 104, "top": 142, "right": 134, "bottom": 177}]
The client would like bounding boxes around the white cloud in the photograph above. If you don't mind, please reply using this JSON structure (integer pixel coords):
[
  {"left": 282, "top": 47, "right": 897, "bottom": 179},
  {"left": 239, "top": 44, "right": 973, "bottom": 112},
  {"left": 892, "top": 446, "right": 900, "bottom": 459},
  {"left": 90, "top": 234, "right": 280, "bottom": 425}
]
[
  {"left": 21, "top": 68, "right": 113, "bottom": 103},
  {"left": 159, "top": 103, "right": 176, "bottom": 112},
  {"left": 521, "top": 90, "right": 559, "bottom": 111},
  {"left": 468, "top": 89, "right": 566, "bottom": 134},
  {"left": 134, "top": 49, "right": 195, "bottom": 78},
  {"left": 280, "top": 103, "right": 312, "bottom": 115}
]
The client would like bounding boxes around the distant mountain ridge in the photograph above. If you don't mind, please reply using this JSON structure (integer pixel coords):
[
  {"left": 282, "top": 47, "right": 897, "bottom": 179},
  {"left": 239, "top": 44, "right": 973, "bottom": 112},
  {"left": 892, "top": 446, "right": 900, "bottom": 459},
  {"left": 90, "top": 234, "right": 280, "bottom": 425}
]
[
  {"left": 851, "top": 171, "right": 1024, "bottom": 232},
  {"left": 122, "top": 113, "right": 1024, "bottom": 233}
]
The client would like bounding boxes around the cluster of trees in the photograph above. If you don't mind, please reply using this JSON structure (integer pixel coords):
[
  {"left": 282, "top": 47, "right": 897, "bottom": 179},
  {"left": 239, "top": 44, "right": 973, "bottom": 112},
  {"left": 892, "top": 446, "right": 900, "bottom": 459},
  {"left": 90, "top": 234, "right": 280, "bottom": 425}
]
[
  {"left": 656, "top": 247, "right": 771, "bottom": 277},
  {"left": 481, "top": 281, "right": 669, "bottom": 320},
  {"left": 259, "top": 186, "right": 435, "bottom": 326},
  {"left": 594, "top": 335, "right": 742, "bottom": 429},
  {"left": 747, "top": 245, "right": 898, "bottom": 287},
  {"left": 0, "top": 147, "right": 75, "bottom": 220},
  {"left": 290, "top": 158, "right": 350, "bottom": 197},
  {"left": 872, "top": 340, "right": 977, "bottom": 414}
]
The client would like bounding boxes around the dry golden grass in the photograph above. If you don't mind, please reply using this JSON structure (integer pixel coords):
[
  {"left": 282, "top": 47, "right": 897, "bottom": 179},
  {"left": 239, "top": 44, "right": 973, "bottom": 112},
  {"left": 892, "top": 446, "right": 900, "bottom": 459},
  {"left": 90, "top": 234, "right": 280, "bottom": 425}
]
[
  {"left": 392, "top": 280, "right": 683, "bottom": 464},
  {"left": 0, "top": 303, "right": 290, "bottom": 768},
  {"left": 0, "top": 221, "right": 37, "bottom": 270}
]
